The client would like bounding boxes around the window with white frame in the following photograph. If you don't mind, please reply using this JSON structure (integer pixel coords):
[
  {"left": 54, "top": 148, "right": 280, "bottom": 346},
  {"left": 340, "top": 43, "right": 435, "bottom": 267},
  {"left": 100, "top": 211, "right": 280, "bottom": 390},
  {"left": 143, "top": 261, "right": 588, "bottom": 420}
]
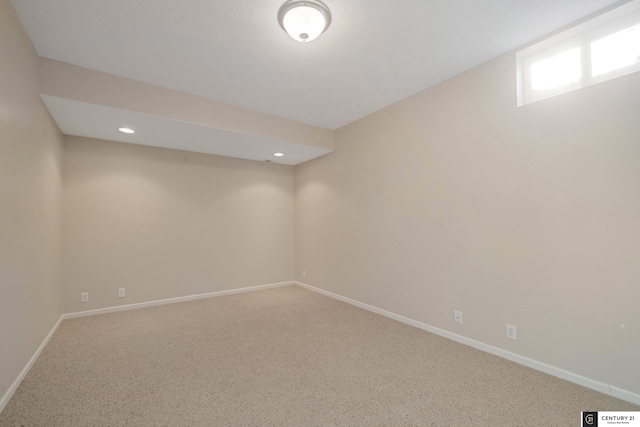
[{"left": 517, "top": 0, "right": 640, "bottom": 106}]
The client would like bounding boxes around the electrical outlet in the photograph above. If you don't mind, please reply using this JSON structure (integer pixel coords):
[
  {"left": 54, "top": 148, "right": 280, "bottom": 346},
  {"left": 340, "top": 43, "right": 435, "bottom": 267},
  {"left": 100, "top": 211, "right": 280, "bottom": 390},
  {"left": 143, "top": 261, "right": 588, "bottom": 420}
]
[
  {"left": 118, "top": 288, "right": 125, "bottom": 298},
  {"left": 454, "top": 311, "right": 463, "bottom": 324},
  {"left": 303, "top": 270, "right": 306, "bottom": 278},
  {"left": 506, "top": 324, "right": 517, "bottom": 340},
  {"left": 81, "top": 292, "right": 89, "bottom": 303}
]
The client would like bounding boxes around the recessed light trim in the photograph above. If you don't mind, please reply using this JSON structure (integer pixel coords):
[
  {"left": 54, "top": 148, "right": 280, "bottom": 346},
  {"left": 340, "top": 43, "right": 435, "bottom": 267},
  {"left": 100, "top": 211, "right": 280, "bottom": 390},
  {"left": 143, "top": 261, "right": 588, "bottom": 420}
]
[
  {"left": 274, "top": 152, "right": 285, "bottom": 157},
  {"left": 118, "top": 127, "right": 135, "bottom": 134}
]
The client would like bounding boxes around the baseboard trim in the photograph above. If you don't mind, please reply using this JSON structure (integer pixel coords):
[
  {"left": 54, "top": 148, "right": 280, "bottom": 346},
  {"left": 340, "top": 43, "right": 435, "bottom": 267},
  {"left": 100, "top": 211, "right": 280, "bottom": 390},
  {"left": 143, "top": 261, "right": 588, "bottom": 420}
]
[
  {"left": 0, "top": 314, "right": 64, "bottom": 414},
  {"left": 611, "top": 387, "right": 640, "bottom": 406},
  {"left": 295, "top": 281, "right": 640, "bottom": 406},
  {"left": 63, "top": 281, "right": 295, "bottom": 319}
]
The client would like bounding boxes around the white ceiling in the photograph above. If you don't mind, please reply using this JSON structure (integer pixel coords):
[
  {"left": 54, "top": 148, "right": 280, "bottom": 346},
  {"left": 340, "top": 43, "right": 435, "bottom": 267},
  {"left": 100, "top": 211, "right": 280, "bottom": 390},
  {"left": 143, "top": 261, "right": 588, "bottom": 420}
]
[{"left": 11, "top": 0, "right": 624, "bottom": 159}]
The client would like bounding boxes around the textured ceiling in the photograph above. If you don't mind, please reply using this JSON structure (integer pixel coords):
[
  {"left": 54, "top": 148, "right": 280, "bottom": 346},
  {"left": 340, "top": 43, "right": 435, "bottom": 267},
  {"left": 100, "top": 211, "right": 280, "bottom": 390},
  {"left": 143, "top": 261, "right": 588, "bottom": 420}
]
[{"left": 11, "top": 0, "right": 623, "bottom": 131}]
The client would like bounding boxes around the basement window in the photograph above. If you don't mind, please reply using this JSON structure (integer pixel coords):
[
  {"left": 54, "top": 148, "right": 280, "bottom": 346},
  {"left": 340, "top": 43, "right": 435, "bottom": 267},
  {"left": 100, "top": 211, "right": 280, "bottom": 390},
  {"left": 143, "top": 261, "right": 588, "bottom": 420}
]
[{"left": 517, "top": 0, "right": 640, "bottom": 106}]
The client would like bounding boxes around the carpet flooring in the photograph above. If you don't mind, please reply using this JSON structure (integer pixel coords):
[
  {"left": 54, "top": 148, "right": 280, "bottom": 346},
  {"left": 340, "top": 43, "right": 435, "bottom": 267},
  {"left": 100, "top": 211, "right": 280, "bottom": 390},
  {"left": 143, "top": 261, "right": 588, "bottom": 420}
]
[{"left": 0, "top": 285, "right": 637, "bottom": 426}]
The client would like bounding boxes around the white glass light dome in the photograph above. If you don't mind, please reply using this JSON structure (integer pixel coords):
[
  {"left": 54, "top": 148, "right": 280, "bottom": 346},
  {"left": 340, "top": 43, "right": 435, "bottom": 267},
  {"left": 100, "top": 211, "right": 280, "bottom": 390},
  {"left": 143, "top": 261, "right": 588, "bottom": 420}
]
[{"left": 278, "top": 0, "right": 332, "bottom": 42}]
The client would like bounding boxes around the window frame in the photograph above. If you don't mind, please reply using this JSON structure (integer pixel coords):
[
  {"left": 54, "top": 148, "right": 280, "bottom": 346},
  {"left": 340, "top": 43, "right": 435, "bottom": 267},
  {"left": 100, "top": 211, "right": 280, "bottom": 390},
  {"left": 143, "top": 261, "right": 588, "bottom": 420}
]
[{"left": 517, "top": 0, "right": 640, "bottom": 107}]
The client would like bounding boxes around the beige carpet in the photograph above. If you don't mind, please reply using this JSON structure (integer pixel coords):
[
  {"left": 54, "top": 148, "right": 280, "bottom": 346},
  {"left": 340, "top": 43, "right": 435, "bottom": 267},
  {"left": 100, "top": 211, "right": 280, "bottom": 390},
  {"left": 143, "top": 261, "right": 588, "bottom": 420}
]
[{"left": 0, "top": 286, "right": 637, "bottom": 426}]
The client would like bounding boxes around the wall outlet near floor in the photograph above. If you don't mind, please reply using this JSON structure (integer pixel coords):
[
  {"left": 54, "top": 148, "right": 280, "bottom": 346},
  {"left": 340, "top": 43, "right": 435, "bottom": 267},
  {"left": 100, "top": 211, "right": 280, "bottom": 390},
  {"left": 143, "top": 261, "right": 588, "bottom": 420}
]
[
  {"left": 81, "top": 292, "right": 89, "bottom": 303},
  {"left": 506, "top": 324, "right": 517, "bottom": 340},
  {"left": 303, "top": 270, "right": 306, "bottom": 278},
  {"left": 454, "top": 311, "right": 463, "bottom": 324},
  {"left": 118, "top": 288, "right": 126, "bottom": 298}
]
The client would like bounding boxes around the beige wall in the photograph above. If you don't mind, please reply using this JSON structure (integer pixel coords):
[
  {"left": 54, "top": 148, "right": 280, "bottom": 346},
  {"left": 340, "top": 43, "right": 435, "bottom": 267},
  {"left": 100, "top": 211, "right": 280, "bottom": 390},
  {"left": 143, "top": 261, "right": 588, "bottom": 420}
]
[
  {"left": 0, "top": 0, "right": 63, "bottom": 402},
  {"left": 295, "top": 52, "right": 640, "bottom": 393},
  {"left": 63, "top": 137, "right": 295, "bottom": 313}
]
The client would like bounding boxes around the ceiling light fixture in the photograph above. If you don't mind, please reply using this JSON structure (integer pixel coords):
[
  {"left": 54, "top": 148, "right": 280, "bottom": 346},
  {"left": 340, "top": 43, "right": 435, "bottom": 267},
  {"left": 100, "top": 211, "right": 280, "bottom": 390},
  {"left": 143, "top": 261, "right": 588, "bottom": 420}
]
[
  {"left": 274, "top": 152, "right": 285, "bottom": 157},
  {"left": 118, "top": 127, "right": 135, "bottom": 134},
  {"left": 277, "top": 0, "right": 332, "bottom": 42}
]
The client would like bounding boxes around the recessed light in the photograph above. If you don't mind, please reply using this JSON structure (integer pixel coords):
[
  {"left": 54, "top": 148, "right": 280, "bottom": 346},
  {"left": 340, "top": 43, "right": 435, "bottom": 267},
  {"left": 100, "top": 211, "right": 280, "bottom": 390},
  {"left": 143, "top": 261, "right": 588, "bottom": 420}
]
[
  {"left": 274, "top": 152, "right": 285, "bottom": 157},
  {"left": 118, "top": 127, "right": 135, "bottom": 134}
]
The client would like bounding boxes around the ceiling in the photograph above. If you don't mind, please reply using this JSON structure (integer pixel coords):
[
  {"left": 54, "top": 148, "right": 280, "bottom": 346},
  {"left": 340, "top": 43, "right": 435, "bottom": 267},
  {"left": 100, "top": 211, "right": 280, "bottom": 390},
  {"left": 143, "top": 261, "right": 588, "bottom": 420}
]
[{"left": 11, "top": 0, "right": 624, "bottom": 163}]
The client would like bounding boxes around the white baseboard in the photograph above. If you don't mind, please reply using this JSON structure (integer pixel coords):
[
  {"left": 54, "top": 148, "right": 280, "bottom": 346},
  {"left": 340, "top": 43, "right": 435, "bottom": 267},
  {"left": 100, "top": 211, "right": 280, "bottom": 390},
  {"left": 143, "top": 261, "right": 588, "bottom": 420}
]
[
  {"left": 295, "top": 281, "right": 640, "bottom": 407},
  {"left": 612, "top": 387, "right": 640, "bottom": 406},
  {"left": 0, "top": 315, "right": 64, "bottom": 414},
  {"left": 63, "top": 281, "right": 295, "bottom": 319}
]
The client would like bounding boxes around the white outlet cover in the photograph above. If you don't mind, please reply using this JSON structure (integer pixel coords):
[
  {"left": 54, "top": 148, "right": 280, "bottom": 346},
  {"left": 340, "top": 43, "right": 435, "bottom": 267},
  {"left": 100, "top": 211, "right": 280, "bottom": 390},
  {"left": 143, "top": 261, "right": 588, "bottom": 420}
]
[
  {"left": 118, "top": 288, "right": 126, "bottom": 298},
  {"left": 81, "top": 292, "right": 89, "bottom": 303},
  {"left": 454, "top": 311, "right": 463, "bottom": 324},
  {"left": 506, "top": 324, "right": 517, "bottom": 340}
]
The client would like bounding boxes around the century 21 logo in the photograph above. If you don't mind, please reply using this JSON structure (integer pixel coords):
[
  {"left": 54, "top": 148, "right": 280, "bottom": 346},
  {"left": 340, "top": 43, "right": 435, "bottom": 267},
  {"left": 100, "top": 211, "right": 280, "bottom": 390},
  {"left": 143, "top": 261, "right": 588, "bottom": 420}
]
[{"left": 583, "top": 412, "right": 597, "bottom": 426}]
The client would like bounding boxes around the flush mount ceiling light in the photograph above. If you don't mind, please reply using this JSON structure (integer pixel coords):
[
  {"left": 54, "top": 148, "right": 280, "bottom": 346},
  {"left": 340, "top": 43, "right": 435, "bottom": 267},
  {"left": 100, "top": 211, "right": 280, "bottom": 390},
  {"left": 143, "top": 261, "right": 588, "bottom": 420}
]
[
  {"left": 118, "top": 127, "right": 135, "bottom": 134},
  {"left": 274, "top": 152, "right": 285, "bottom": 157},
  {"left": 277, "top": 0, "right": 332, "bottom": 42}
]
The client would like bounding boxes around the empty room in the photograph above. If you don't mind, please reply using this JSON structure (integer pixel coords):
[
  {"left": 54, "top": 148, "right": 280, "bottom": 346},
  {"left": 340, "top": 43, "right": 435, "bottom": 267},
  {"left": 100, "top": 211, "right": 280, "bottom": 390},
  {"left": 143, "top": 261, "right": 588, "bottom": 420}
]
[{"left": 1, "top": 0, "right": 639, "bottom": 425}]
